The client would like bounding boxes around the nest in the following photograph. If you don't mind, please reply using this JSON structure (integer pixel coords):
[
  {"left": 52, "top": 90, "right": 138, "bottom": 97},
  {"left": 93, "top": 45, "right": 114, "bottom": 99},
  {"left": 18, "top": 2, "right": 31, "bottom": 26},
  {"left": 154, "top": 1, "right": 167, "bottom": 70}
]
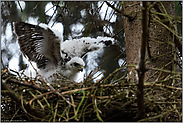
[{"left": 1, "top": 65, "right": 182, "bottom": 122}]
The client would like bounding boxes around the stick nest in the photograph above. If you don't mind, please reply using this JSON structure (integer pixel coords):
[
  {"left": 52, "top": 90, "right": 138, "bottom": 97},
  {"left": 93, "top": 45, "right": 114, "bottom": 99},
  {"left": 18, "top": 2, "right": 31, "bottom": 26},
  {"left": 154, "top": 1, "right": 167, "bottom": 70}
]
[{"left": 1, "top": 66, "right": 182, "bottom": 122}]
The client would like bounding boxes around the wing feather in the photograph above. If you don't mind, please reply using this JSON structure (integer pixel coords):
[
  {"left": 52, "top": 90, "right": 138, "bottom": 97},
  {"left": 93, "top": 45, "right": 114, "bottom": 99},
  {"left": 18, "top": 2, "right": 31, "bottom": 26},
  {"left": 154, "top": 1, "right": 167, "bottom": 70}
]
[{"left": 14, "top": 22, "right": 62, "bottom": 68}]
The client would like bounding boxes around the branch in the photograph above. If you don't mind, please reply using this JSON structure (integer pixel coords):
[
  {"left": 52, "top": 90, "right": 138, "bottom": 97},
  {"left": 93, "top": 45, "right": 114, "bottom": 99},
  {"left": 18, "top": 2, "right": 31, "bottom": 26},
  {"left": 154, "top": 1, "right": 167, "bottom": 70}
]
[
  {"left": 136, "top": 1, "right": 148, "bottom": 120},
  {"left": 5, "top": 78, "right": 48, "bottom": 92},
  {"left": 105, "top": 1, "right": 136, "bottom": 21},
  {"left": 17, "top": 1, "right": 23, "bottom": 12}
]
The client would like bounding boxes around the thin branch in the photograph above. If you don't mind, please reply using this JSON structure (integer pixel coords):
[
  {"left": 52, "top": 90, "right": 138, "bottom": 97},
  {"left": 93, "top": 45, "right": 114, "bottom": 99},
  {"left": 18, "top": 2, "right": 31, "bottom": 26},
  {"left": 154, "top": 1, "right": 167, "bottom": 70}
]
[
  {"left": 29, "top": 90, "right": 56, "bottom": 105},
  {"left": 48, "top": 3, "right": 59, "bottom": 24},
  {"left": 136, "top": 1, "right": 148, "bottom": 120},
  {"left": 32, "top": 2, "right": 40, "bottom": 11},
  {"left": 53, "top": 101, "right": 59, "bottom": 122},
  {"left": 148, "top": 67, "right": 182, "bottom": 74},
  {"left": 112, "top": 27, "right": 124, "bottom": 38},
  {"left": 17, "top": 1, "right": 23, "bottom": 12},
  {"left": 29, "top": 61, "right": 76, "bottom": 107},
  {"left": 105, "top": 1, "right": 136, "bottom": 21},
  {"left": 5, "top": 78, "right": 48, "bottom": 92},
  {"left": 138, "top": 107, "right": 182, "bottom": 122}
]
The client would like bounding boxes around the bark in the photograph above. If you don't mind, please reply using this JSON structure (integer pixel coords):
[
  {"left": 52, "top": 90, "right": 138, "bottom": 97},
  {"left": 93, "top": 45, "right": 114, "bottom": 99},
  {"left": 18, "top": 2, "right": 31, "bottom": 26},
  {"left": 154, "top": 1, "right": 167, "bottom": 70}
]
[
  {"left": 124, "top": 1, "right": 175, "bottom": 84},
  {"left": 123, "top": 1, "right": 142, "bottom": 82},
  {"left": 123, "top": 1, "right": 176, "bottom": 120}
]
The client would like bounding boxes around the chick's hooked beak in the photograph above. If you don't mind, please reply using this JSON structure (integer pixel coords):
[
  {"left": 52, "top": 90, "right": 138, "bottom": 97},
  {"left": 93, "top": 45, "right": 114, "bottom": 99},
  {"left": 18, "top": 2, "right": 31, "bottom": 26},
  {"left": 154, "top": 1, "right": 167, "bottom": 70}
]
[
  {"left": 74, "top": 65, "right": 84, "bottom": 71},
  {"left": 79, "top": 66, "right": 83, "bottom": 71}
]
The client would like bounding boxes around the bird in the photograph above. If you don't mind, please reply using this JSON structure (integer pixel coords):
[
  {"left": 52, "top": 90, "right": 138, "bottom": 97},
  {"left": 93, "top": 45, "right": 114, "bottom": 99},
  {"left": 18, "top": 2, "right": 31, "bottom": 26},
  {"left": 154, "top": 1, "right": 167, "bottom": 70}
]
[{"left": 13, "top": 22, "right": 115, "bottom": 83}]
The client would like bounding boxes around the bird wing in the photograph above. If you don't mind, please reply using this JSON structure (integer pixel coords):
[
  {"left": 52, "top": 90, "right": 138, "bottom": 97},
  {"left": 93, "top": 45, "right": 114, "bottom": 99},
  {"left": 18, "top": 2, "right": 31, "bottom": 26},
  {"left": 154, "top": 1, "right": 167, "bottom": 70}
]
[
  {"left": 14, "top": 22, "right": 63, "bottom": 69},
  {"left": 60, "top": 37, "right": 115, "bottom": 62}
]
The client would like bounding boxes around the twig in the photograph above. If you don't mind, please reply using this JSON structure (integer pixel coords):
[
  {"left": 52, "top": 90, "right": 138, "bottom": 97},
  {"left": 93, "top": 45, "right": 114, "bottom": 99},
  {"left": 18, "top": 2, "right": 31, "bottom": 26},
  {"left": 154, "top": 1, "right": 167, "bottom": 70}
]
[
  {"left": 104, "top": 64, "right": 136, "bottom": 83},
  {"left": 70, "top": 95, "right": 79, "bottom": 121},
  {"left": 145, "top": 83, "right": 182, "bottom": 90},
  {"left": 103, "top": 3, "right": 109, "bottom": 20},
  {"left": 48, "top": 2, "right": 59, "bottom": 24},
  {"left": 69, "top": 91, "right": 86, "bottom": 121},
  {"left": 10, "top": 108, "right": 20, "bottom": 122},
  {"left": 53, "top": 101, "right": 59, "bottom": 122},
  {"left": 5, "top": 78, "right": 48, "bottom": 92},
  {"left": 1, "top": 80, "right": 46, "bottom": 118},
  {"left": 112, "top": 28, "right": 124, "bottom": 38},
  {"left": 29, "top": 90, "right": 56, "bottom": 105},
  {"left": 29, "top": 61, "right": 76, "bottom": 107},
  {"left": 105, "top": 1, "right": 135, "bottom": 21},
  {"left": 32, "top": 2, "right": 40, "bottom": 10},
  {"left": 152, "top": 17, "right": 181, "bottom": 41},
  {"left": 29, "top": 91, "right": 44, "bottom": 109},
  {"left": 145, "top": 59, "right": 173, "bottom": 82},
  {"left": 93, "top": 98, "right": 103, "bottom": 122},
  {"left": 148, "top": 67, "right": 182, "bottom": 74},
  {"left": 61, "top": 86, "right": 93, "bottom": 95},
  {"left": 36, "top": 90, "right": 51, "bottom": 108},
  {"left": 17, "top": 1, "right": 23, "bottom": 12},
  {"left": 138, "top": 107, "right": 181, "bottom": 122}
]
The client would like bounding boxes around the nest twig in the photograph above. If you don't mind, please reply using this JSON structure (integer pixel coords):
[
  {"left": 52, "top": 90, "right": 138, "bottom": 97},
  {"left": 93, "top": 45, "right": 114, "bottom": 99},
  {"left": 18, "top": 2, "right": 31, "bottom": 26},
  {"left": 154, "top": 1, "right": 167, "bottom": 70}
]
[{"left": 1, "top": 63, "right": 182, "bottom": 122}]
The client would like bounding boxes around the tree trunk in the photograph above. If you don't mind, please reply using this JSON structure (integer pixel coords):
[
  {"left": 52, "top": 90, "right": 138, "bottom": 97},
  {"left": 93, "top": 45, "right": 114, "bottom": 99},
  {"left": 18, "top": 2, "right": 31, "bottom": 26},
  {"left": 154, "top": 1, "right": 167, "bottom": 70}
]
[
  {"left": 124, "top": 1, "right": 175, "bottom": 84},
  {"left": 123, "top": 1, "right": 176, "bottom": 120}
]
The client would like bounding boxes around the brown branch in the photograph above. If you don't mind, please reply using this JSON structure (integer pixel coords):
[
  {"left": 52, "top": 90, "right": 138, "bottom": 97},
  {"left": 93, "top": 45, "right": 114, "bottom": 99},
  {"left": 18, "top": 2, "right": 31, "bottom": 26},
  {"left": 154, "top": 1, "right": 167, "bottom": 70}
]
[
  {"left": 144, "top": 83, "right": 182, "bottom": 90},
  {"left": 5, "top": 78, "right": 48, "bottom": 92},
  {"left": 112, "top": 28, "right": 124, "bottom": 38},
  {"left": 105, "top": 1, "right": 136, "bottom": 21},
  {"left": 32, "top": 2, "right": 40, "bottom": 10},
  {"left": 29, "top": 90, "right": 56, "bottom": 105},
  {"left": 136, "top": 1, "right": 148, "bottom": 120}
]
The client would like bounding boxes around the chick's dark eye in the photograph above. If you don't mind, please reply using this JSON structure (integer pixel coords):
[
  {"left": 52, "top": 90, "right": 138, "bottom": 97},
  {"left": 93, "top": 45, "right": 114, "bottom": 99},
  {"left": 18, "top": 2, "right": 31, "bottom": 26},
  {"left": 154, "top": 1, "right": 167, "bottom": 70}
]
[{"left": 73, "top": 62, "right": 79, "bottom": 66}]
